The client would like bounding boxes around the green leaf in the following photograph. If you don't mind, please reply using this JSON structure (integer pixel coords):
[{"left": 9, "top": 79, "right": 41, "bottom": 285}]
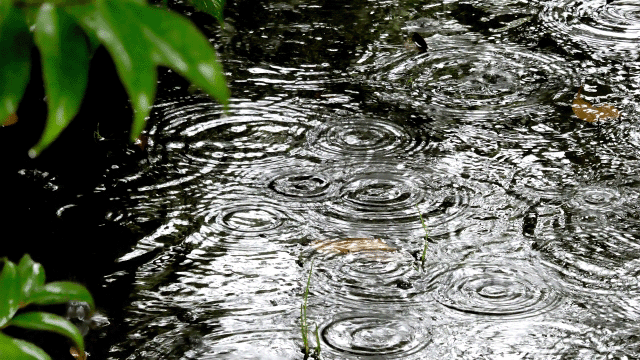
[
  {"left": 29, "top": 4, "right": 91, "bottom": 157},
  {"left": 61, "top": 5, "right": 98, "bottom": 55},
  {"left": 0, "top": 5, "right": 32, "bottom": 126},
  {"left": 114, "top": 1, "right": 229, "bottom": 136},
  {"left": 68, "top": 0, "right": 157, "bottom": 142},
  {"left": 28, "top": 282, "right": 94, "bottom": 310},
  {"left": 188, "top": 0, "right": 225, "bottom": 25},
  {"left": 0, "top": 332, "right": 51, "bottom": 360},
  {"left": 136, "top": 3, "right": 229, "bottom": 103},
  {"left": 9, "top": 312, "right": 84, "bottom": 352},
  {"left": 0, "top": 1, "right": 12, "bottom": 17},
  {"left": 16, "top": 255, "right": 45, "bottom": 306},
  {"left": 0, "top": 260, "right": 20, "bottom": 329}
]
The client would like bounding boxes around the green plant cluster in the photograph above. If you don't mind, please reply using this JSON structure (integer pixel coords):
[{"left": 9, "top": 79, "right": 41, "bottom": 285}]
[
  {"left": 0, "top": 0, "right": 228, "bottom": 157},
  {"left": 0, "top": 254, "right": 94, "bottom": 360}
]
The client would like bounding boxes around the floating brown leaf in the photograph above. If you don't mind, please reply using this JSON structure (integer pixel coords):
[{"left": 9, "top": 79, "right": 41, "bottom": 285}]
[
  {"left": 572, "top": 87, "right": 619, "bottom": 123},
  {"left": 70, "top": 347, "right": 87, "bottom": 360},
  {"left": 2, "top": 113, "right": 18, "bottom": 126},
  {"left": 311, "top": 238, "right": 396, "bottom": 254},
  {"left": 134, "top": 134, "right": 148, "bottom": 151}
]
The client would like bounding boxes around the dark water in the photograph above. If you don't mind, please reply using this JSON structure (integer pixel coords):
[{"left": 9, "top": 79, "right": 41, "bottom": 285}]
[{"left": 50, "top": 0, "right": 640, "bottom": 358}]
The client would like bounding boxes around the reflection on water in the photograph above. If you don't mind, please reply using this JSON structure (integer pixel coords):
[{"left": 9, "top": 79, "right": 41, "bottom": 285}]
[{"left": 88, "top": 0, "right": 640, "bottom": 358}]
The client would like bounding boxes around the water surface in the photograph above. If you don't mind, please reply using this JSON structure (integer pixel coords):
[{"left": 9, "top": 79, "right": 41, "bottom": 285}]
[{"left": 75, "top": 0, "right": 640, "bottom": 358}]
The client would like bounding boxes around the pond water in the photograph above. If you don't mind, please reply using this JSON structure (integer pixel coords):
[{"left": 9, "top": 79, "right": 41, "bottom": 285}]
[{"left": 65, "top": 0, "right": 640, "bottom": 358}]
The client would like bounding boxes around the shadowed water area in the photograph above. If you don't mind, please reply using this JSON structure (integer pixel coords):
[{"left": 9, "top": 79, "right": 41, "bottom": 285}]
[{"left": 22, "top": 0, "right": 640, "bottom": 358}]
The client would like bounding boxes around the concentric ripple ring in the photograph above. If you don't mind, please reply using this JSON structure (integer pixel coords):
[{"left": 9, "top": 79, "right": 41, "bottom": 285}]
[
  {"left": 321, "top": 313, "right": 431, "bottom": 357},
  {"left": 427, "top": 261, "right": 562, "bottom": 319}
]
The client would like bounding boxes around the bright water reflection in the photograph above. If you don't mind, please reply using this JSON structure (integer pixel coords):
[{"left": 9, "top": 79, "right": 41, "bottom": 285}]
[{"left": 94, "top": 0, "right": 640, "bottom": 358}]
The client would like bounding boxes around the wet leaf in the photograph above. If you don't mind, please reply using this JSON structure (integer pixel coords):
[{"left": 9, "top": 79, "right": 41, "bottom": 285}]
[
  {"left": 9, "top": 312, "right": 84, "bottom": 353},
  {"left": 29, "top": 282, "right": 94, "bottom": 310},
  {"left": 189, "top": 0, "right": 225, "bottom": 24},
  {"left": 116, "top": 0, "right": 229, "bottom": 131},
  {"left": 311, "top": 238, "right": 397, "bottom": 254},
  {"left": 0, "top": 260, "right": 20, "bottom": 328},
  {"left": 572, "top": 87, "right": 620, "bottom": 123},
  {"left": 30, "top": 4, "right": 90, "bottom": 157},
  {"left": 67, "top": 0, "right": 157, "bottom": 143},
  {"left": 2, "top": 113, "right": 18, "bottom": 126},
  {"left": 0, "top": 5, "right": 32, "bottom": 126},
  {"left": 16, "top": 255, "right": 45, "bottom": 306},
  {"left": 70, "top": 347, "right": 87, "bottom": 360},
  {"left": 134, "top": 134, "right": 148, "bottom": 151},
  {"left": 0, "top": 332, "right": 51, "bottom": 360},
  {"left": 68, "top": 0, "right": 229, "bottom": 142}
]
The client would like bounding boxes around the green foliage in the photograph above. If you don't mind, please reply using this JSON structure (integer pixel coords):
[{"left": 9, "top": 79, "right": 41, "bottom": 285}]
[
  {"left": 0, "top": 254, "right": 94, "bottom": 360},
  {"left": 0, "top": 5, "right": 31, "bottom": 127},
  {"left": 31, "top": 4, "right": 90, "bottom": 155},
  {"left": 189, "top": 0, "right": 225, "bottom": 25},
  {"left": 0, "top": 0, "right": 229, "bottom": 157}
]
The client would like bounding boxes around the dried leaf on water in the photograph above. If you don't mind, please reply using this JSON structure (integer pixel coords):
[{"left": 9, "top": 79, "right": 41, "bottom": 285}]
[
  {"left": 490, "top": 16, "right": 532, "bottom": 33},
  {"left": 70, "top": 346, "right": 87, "bottom": 360},
  {"left": 2, "top": 113, "right": 18, "bottom": 126},
  {"left": 572, "top": 87, "right": 619, "bottom": 123},
  {"left": 134, "top": 135, "right": 148, "bottom": 151},
  {"left": 311, "top": 238, "right": 396, "bottom": 254}
]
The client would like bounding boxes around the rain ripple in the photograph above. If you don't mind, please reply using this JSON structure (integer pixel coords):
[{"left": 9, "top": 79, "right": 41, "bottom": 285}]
[
  {"left": 199, "top": 197, "right": 308, "bottom": 250},
  {"left": 318, "top": 164, "right": 476, "bottom": 234},
  {"left": 535, "top": 185, "right": 640, "bottom": 294},
  {"left": 266, "top": 169, "right": 338, "bottom": 205},
  {"left": 540, "top": 0, "right": 640, "bottom": 56},
  {"left": 304, "top": 117, "right": 431, "bottom": 160},
  {"left": 306, "top": 243, "right": 425, "bottom": 308},
  {"left": 149, "top": 97, "right": 309, "bottom": 170},
  {"left": 425, "top": 260, "right": 563, "bottom": 319},
  {"left": 321, "top": 312, "right": 431, "bottom": 359},
  {"left": 355, "top": 36, "right": 575, "bottom": 114}
]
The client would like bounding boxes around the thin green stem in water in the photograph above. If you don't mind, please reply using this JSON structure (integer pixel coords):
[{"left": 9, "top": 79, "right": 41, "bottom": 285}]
[
  {"left": 415, "top": 205, "right": 429, "bottom": 263},
  {"left": 301, "top": 260, "right": 314, "bottom": 356}
]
